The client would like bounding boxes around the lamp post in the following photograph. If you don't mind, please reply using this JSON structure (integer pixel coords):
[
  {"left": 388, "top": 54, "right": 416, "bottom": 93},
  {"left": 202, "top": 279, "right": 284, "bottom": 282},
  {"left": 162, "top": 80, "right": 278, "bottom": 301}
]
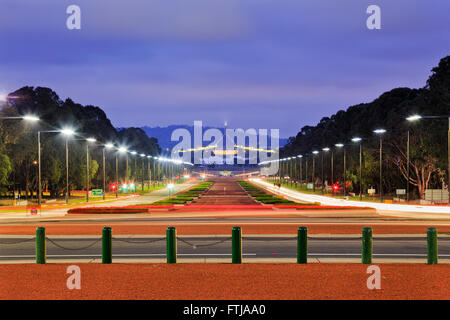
[
  {"left": 322, "top": 148, "right": 330, "bottom": 194},
  {"left": 335, "top": 144, "right": 345, "bottom": 196},
  {"left": 312, "top": 151, "right": 319, "bottom": 192},
  {"left": 352, "top": 137, "right": 363, "bottom": 201},
  {"left": 61, "top": 128, "right": 75, "bottom": 204},
  {"left": 140, "top": 154, "right": 145, "bottom": 191},
  {"left": 374, "top": 129, "right": 386, "bottom": 203},
  {"left": 147, "top": 155, "right": 152, "bottom": 190},
  {"left": 85, "top": 138, "right": 96, "bottom": 202},
  {"left": 104, "top": 143, "right": 114, "bottom": 200},
  {"left": 407, "top": 114, "right": 450, "bottom": 204},
  {"left": 297, "top": 155, "right": 303, "bottom": 188}
]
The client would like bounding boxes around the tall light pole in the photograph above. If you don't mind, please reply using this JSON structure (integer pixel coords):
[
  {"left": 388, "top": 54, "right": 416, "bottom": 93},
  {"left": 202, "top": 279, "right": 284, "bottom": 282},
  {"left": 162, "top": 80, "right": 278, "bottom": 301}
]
[
  {"left": 118, "top": 146, "right": 128, "bottom": 195},
  {"left": 140, "top": 154, "right": 145, "bottom": 191},
  {"left": 374, "top": 129, "right": 386, "bottom": 203},
  {"left": 85, "top": 137, "right": 96, "bottom": 202},
  {"left": 335, "top": 144, "right": 345, "bottom": 196},
  {"left": 352, "top": 137, "right": 363, "bottom": 201},
  {"left": 322, "top": 148, "right": 330, "bottom": 194},
  {"left": 312, "top": 151, "right": 319, "bottom": 192},
  {"left": 104, "top": 143, "right": 114, "bottom": 200},
  {"left": 147, "top": 155, "right": 152, "bottom": 190},
  {"left": 407, "top": 114, "right": 450, "bottom": 204},
  {"left": 297, "top": 155, "right": 303, "bottom": 188},
  {"left": 61, "top": 128, "right": 75, "bottom": 204}
]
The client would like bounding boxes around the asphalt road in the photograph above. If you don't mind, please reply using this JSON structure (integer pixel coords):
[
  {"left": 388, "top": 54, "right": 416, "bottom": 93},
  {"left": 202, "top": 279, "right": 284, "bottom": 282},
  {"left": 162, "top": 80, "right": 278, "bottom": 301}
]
[{"left": 1, "top": 236, "right": 449, "bottom": 261}]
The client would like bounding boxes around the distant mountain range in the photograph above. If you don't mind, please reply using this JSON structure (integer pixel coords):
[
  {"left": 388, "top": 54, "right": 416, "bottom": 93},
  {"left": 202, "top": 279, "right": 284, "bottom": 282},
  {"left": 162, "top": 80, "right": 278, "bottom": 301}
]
[{"left": 136, "top": 125, "right": 289, "bottom": 152}]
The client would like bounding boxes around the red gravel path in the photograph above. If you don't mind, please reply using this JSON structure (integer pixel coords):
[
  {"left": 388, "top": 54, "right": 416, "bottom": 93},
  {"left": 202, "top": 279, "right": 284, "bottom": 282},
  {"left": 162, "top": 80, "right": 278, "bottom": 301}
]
[
  {"left": 0, "top": 223, "right": 449, "bottom": 235},
  {"left": 0, "top": 263, "right": 448, "bottom": 300}
]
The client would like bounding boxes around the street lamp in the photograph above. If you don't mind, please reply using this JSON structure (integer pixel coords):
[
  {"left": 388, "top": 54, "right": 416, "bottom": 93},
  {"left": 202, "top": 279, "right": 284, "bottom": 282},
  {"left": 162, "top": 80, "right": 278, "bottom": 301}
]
[
  {"left": 322, "top": 148, "right": 330, "bottom": 194},
  {"left": 104, "top": 143, "right": 114, "bottom": 200},
  {"left": 85, "top": 137, "right": 96, "bottom": 202},
  {"left": 61, "top": 128, "right": 75, "bottom": 204},
  {"left": 297, "top": 155, "right": 303, "bottom": 187},
  {"left": 140, "top": 153, "right": 145, "bottom": 191},
  {"left": 312, "top": 151, "right": 319, "bottom": 192},
  {"left": 118, "top": 146, "right": 128, "bottom": 183},
  {"left": 352, "top": 137, "right": 363, "bottom": 201},
  {"left": 373, "top": 129, "right": 386, "bottom": 203},
  {"left": 335, "top": 143, "right": 345, "bottom": 196},
  {"left": 0, "top": 114, "right": 40, "bottom": 122},
  {"left": 407, "top": 114, "right": 450, "bottom": 204}
]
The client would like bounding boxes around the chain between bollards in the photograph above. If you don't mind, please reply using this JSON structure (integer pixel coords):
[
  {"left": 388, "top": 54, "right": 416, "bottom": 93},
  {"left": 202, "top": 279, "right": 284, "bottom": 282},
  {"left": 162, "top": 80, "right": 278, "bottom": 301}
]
[
  {"left": 102, "top": 227, "right": 112, "bottom": 264},
  {"left": 232, "top": 226, "right": 242, "bottom": 264},
  {"left": 427, "top": 227, "right": 438, "bottom": 265},
  {"left": 361, "top": 227, "right": 372, "bottom": 264},
  {"left": 297, "top": 226, "right": 308, "bottom": 264},
  {"left": 35, "top": 227, "right": 46, "bottom": 264},
  {"left": 166, "top": 227, "right": 177, "bottom": 263}
]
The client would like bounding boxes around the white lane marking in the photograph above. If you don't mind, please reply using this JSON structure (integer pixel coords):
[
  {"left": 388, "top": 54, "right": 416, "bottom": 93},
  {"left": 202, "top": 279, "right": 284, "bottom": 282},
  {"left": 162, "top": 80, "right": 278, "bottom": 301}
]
[
  {"left": 0, "top": 253, "right": 257, "bottom": 258},
  {"left": 1, "top": 253, "right": 450, "bottom": 258}
]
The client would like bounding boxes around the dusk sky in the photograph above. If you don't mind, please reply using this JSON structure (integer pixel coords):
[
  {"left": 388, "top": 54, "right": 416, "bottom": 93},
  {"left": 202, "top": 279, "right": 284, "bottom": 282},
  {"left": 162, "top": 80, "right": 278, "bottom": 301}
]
[{"left": 1, "top": 0, "right": 449, "bottom": 138}]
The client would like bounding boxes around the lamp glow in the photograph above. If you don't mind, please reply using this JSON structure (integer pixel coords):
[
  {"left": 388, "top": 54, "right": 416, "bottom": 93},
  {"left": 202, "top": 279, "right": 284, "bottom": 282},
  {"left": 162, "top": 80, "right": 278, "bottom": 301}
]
[{"left": 407, "top": 115, "right": 422, "bottom": 121}]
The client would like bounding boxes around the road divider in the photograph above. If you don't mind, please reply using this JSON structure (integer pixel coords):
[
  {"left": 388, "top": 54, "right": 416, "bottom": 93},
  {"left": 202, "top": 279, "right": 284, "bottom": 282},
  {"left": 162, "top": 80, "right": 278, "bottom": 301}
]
[{"left": 0, "top": 226, "right": 444, "bottom": 264}]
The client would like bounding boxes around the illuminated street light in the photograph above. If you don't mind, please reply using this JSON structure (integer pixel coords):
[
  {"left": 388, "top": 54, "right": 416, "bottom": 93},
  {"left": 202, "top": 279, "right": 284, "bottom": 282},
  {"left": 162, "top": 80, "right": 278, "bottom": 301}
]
[
  {"left": 374, "top": 129, "right": 387, "bottom": 202},
  {"left": 60, "top": 128, "right": 75, "bottom": 204},
  {"left": 335, "top": 143, "right": 346, "bottom": 196},
  {"left": 61, "top": 128, "right": 75, "bottom": 136},
  {"left": 406, "top": 115, "right": 422, "bottom": 121},
  {"left": 22, "top": 115, "right": 40, "bottom": 122},
  {"left": 85, "top": 137, "right": 97, "bottom": 202},
  {"left": 352, "top": 137, "right": 363, "bottom": 201},
  {"left": 105, "top": 143, "right": 114, "bottom": 149}
]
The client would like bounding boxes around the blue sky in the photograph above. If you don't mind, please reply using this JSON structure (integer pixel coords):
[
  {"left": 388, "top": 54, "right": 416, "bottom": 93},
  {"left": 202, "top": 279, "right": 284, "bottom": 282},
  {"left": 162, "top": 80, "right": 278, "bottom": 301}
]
[{"left": 1, "top": 0, "right": 449, "bottom": 137}]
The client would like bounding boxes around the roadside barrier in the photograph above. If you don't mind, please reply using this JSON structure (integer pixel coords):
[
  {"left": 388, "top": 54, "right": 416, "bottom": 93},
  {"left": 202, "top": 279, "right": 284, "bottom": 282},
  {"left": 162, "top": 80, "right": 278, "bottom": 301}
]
[
  {"left": 427, "top": 227, "right": 438, "bottom": 265},
  {"left": 166, "top": 227, "right": 177, "bottom": 263},
  {"left": 36, "top": 227, "right": 46, "bottom": 264},
  {"left": 232, "top": 226, "right": 242, "bottom": 264},
  {"left": 362, "top": 227, "right": 373, "bottom": 264},
  {"left": 297, "top": 226, "right": 308, "bottom": 264},
  {"left": 0, "top": 226, "right": 442, "bottom": 265},
  {"left": 102, "top": 227, "right": 112, "bottom": 264}
]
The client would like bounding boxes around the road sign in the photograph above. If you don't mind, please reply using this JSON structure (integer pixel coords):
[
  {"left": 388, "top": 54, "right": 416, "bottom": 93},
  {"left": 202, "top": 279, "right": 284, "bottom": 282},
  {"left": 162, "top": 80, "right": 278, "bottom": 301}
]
[
  {"left": 396, "top": 189, "right": 406, "bottom": 195},
  {"left": 307, "top": 183, "right": 313, "bottom": 190},
  {"left": 92, "top": 189, "right": 103, "bottom": 196},
  {"left": 368, "top": 188, "right": 376, "bottom": 195},
  {"left": 30, "top": 208, "right": 38, "bottom": 215}
]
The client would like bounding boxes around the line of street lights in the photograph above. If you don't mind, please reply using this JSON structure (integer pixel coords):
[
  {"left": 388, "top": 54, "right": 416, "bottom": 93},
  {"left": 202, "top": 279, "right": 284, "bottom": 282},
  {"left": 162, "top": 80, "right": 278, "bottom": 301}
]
[
  {"left": 0, "top": 113, "right": 193, "bottom": 205},
  {"left": 259, "top": 113, "right": 450, "bottom": 204}
]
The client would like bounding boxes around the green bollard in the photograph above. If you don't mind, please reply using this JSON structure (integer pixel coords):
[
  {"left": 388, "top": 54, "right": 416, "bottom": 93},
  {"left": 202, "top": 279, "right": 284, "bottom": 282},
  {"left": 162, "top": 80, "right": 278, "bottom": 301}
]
[
  {"left": 166, "top": 227, "right": 177, "bottom": 263},
  {"left": 35, "top": 227, "right": 46, "bottom": 264},
  {"left": 232, "top": 226, "right": 242, "bottom": 264},
  {"left": 297, "top": 226, "right": 308, "bottom": 264},
  {"left": 427, "top": 227, "right": 438, "bottom": 265},
  {"left": 102, "top": 227, "right": 112, "bottom": 264},
  {"left": 362, "top": 227, "right": 372, "bottom": 264}
]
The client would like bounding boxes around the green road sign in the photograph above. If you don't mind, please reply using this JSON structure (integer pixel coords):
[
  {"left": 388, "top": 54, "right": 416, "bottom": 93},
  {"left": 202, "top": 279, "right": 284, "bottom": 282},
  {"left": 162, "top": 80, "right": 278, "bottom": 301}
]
[{"left": 92, "top": 189, "right": 103, "bottom": 196}]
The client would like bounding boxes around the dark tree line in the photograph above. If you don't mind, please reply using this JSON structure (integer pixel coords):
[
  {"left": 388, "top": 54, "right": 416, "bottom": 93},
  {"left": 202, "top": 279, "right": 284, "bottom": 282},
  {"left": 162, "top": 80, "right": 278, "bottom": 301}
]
[
  {"left": 0, "top": 86, "right": 161, "bottom": 198},
  {"left": 281, "top": 55, "right": 450, "bottom": 199}
]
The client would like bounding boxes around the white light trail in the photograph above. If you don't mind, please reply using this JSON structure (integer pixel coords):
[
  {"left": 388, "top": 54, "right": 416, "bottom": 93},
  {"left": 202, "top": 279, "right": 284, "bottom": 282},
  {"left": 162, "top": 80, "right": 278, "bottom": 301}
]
[{"left": 250, "top": 178, "right": 450, "bottom": 214}]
